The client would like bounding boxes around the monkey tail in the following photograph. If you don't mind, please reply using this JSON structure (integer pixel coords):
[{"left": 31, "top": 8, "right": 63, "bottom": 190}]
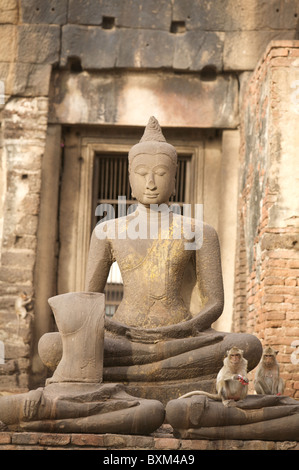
[{"left": 179, "top": 390, "right": 221, "bottom": 400}]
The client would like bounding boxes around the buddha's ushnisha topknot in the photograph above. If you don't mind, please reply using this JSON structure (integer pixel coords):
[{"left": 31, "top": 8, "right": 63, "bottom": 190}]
[
  {"left": 139, "top": 116, "right": 167, "bottom": 143},
  {"left": 128, "top": 116, "right": 177, "bottom": 166}
]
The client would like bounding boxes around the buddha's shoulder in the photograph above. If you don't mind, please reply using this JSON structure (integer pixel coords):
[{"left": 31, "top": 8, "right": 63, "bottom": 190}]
[
  {"left": 93, "top": 213, "right": 137, "bottom": 239},
  {"left": 174, "top": 214, "right": 216, "bottom": 233}
]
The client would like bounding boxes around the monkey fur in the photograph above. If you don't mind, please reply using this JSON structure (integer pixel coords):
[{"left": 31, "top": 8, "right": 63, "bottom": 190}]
[
  {"left": 15, "top": 292, "right": 33, "bottom": 334},
  {"left": 179, "top": 346, "right": 249, "bottom": 406},
  {"left": 254, "top": 346, "right": 285, "bottom": 395}
]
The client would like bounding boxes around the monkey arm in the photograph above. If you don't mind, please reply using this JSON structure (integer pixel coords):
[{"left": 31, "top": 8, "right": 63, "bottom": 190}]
[{"left": 254, "top": 380, "right": 268, "bottom": 395}]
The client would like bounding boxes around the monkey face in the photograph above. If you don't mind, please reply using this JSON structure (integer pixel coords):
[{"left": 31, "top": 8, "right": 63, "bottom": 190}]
[
  {"left": 262, "top": 347, "right": 278, "bottom": 367},
  {"left": 263, "top": 354, "right": 275, "bottom": 366},
  {"left": 229, "top": 353, "right": 241, "bottom": 364}
]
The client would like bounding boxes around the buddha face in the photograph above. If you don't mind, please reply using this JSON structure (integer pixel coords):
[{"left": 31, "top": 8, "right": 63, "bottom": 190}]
[{"left": 129, "top": 153, "right": 176, "bottom": 207}]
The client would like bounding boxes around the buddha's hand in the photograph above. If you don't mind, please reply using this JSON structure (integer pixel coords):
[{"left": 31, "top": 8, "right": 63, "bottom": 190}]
[
  {"left": 105, "top": 316, "right": 222, "bottom": 344},
  {"left": 23, "top": 388, "right": 44, "bottom": 421},
  {"left": 105, "top": 316, "right": 191, "bottom": 342}
]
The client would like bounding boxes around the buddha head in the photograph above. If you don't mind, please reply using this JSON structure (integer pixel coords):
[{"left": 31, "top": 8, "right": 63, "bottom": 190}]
[{"left": 128, "top": 117, "right": 177, "bottom": 206}]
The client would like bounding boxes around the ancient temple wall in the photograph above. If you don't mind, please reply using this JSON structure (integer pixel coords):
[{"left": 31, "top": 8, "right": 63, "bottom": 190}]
[
  {"left": 0, "top": 1, "right": 298, "bottom": 391},
  {"left": 234, "top": 41, "right": 299, "bottom": 398}
]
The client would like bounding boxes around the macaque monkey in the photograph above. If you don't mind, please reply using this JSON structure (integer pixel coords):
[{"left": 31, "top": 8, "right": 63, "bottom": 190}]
[
  {"left": 254, "top": 346, "right": 285, "bottom": 395},
  {"left": 15, "top": 292, "right": 33, "bottom": 334},
  {"left": 179, "top": 346, "right": 249, "bottom": 406}
]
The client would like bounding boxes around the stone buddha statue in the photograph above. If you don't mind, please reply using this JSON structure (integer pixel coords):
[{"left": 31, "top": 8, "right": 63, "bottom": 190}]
[
  {"left": 81, "top": 116, "right": 262, "bottom": 400},
  {"left": 4, "top": 118, "right": 298, "bottom": 439},
  {"left": 38, "top": 117, "right": 261, "bottom": 402}
]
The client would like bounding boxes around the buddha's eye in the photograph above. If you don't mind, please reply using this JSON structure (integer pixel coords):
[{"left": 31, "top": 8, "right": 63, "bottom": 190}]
[
  {"left": 155, "top": 169, "right": 166, "bottom": 176},
  {"left": 135, "top": 167, "right": 148, "bottom": 176}
]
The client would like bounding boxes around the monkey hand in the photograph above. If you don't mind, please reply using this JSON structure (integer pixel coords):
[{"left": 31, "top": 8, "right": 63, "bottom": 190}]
[{"left": 236, "top": 374, "right": 249, "bottom": 385}]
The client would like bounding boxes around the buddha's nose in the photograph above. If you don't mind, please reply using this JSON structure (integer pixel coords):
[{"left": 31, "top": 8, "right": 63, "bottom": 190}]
[{"left": 146, "top": 173, "right": 157, "bottom": 190}]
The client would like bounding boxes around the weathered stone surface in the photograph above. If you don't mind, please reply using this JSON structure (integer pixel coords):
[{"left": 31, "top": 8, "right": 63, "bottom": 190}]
[
  {"left": 224, "top": 30, "right": 296, "bottom": 70},
  {"left": 11, "top": 63, "right": 52, "bottom": 97},
  {"left": 234, "top": 41, "right": 299, "bottom": 398},
  {"left": 0, "top": 293, "right": 165, "bottom": 435},
  {"left": 61, "top": 25, "right": 176, "bottom": 70},
  {"left": 116, "top": 0, "right": 172, "bottom": 30},
  {"left": 166, "top": 395, "right": 299, "bottom": 441},
  {"left": 0, "top": 26, "right": 16, "bottom": 62},
  {"left": 20, "top": 0, "right": 67, "bottom": 24},
  {"left": 68, "top": 0, "right": 117, "bottom": 25},
  {"left": 172, "top": 0, "right": 228, "bottom": 31},
  {"left": 173, "top": 31, "right": 224, "bottom": 71},
  {"left": 0, "top": 429, "right": 298, "bottom": 450},
  {"left": 49, "top": 70, "right": 239, "bottom": 128},
  {"left": 17, "top": 25, "right": 60, "bottom": 64},
  {"left": 61, "top": 24, "right": 223, "bottom": 71},
  {"left": 0, "top": 0, "right": 18, "bottom": 24},
  {"left": 173, "top": 0, "right": 299, "bottom": 32},
  {"left": 68, "top": 0, "right": 172, "bottom": 31},
  {"left": 117, "top": 29, "right": 175, "bottom": 68},
  {"left": 60, "top": 24, "right": 120, "bottom": 69}
]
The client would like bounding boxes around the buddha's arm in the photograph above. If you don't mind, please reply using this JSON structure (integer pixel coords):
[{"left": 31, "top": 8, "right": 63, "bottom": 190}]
[
  {"left": 85, "top": 229, "right": 113, "bottom": 292},
  {"left": 192, "top": 223, "right": 225, "bottom": 330}
]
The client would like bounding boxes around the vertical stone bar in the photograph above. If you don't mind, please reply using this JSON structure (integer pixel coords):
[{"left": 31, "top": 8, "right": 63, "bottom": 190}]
[{"left": 31, "top": 124, "right": 62, "bottom": 385}]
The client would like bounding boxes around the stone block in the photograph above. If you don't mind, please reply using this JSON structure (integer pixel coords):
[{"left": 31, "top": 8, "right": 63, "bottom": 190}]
[
  {"left": 39, "top": 433, "right": 71, "bottom": 446},
  {"left": 0, "top": 62, "right": 13, "bottom": 98},
  {"left": 0, "top": 266, "right": 33, "bottom": 284},
  {"left": 1, "top": 250, "right": 36, "bottom": 269},
  {"left": 0, "top": 25, "right": 16, "bottom": 62},
  {"left": 173, "top": 0, "right": 299, "bottom": 32},
  {"left": 5, "top": 144, "right": 43, "bottom": 172},
  {"left": 0, "top": 433, "right": 11, "bottom": 444},
  {"left": 49, "top": 70, "right": 239, "bottom": 128},
  {"left": 0, "top": 0, "right": 18, "bottom": 24},
  {"left": 173, "top": 31, "right": 224, "bottom": 71},
  {"left": 61, "top": 26, "right": 177, "bottom": 70},
  {"left": 68, "top": 0, "right": 105, "bottom": 25},
  {"left": 71, "top": 433, "right": 105, "bottom": 447},
  {"left": 16, "top": 215, "right": 39, "bottom": 237},
  {"left": 172, "top": 0, "right": 227, "bottom": 31},
  {"left": 60, "top": 24, "right": 119, "bottom": 69},
  {"left": 20, "top": 0, "right": 67, "bottom": 24},
  {"left": 12, "top": 432, "right": 39, "bottom": 445},
  {"left": 11, "top": 63, "right": 52, "bottom": 97},
  {"left": 154, "top": 437, "right": 180, "bottom": 450},
  {"left": 19, "top": 194, "right": 40, "bottom": 216},
  {"left": 61, "top": 25, "right": 224, "bottom": 71},
  {"left": 224, "top": 31, "right": 296, "bottom": 71},
  {"left": 68, "top": 0, "right": 172, "bottom": 31},
  {"left": 117, "top": 0, "right": 172, "bottom": 31},
  {"left": 117, "top": 29, "right": 175, "bottom": 68},
  {"left": 17, "top": 24, "right": 60, "bottom": 64}
]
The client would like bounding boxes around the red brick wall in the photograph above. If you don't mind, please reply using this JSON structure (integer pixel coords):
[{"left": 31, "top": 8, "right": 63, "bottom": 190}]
[{"left": 234, "top": 41, "right": 299, "bottom": 398}]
